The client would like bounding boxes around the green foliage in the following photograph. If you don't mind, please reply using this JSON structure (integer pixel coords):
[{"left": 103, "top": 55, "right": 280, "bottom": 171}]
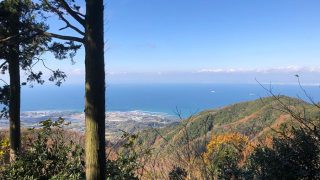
[
  {"left": 0, "top": 118, "right": 85, "bottom": 179},
  {"left": 106, "top": 132, "right": 140, "bottom": 180},
  {"left": 208, "top": 147, "right": 241, "bottom": 179},
  {"left": 169, "top": 166, "right": 187, "bottom": 180},
  {"left": 204, "top": 133, "right": 249, "bottom": 179},
  {"left": 0, "top": 137, "right": 9, "bottom": 167},
  {"left": 106, "top": 131, "right": 152, "bottom": 179},
  {"left": 0, "top": 119, "right": 146, "bottom": 179},
  {"left": 246, "top": 128, "right": 320, "bottom": 180},
  {"left": 182, "top": 114, "right": 214, "bottom": 142}
]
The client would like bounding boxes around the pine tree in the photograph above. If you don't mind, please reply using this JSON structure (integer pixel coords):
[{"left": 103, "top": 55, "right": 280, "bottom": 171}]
[{"left": 0, "top": 0, "right": 80, "bottom": 160}]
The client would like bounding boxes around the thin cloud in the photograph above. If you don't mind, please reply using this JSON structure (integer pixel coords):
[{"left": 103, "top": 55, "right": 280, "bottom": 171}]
[
  {"left": 197, "top": 66, "right": 320, "bottom": 74},
  {"left": 70, "top": 68, "right": 85, "bottom": 76},
  {"left": 108, "top": 71, "right": 129, "bottom": 75}
]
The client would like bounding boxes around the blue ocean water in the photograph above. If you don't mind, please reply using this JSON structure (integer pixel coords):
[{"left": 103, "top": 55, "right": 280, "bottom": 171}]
[{"left": 21, "top": 83, "right": 320, "bottom": 116}]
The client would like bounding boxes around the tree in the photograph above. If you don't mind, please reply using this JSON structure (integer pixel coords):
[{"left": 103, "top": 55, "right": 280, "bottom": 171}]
[
  {"left": 0, "top": 0, "right": 21, "bottom": 161},
  {"left": 0, "top": 0, "right": 80, "bottom": 161},
  {"left": 245, "top": 80, "right": 320, "bottom": 179},
  {"left": 247, "top": 128, "right": 320, "bottom": 179},
  {"left": 203, "top": 132, "right": 250, "bottom": 179},
  {"left": 40, "top": 0, "right": 106, "bottom": 178}
]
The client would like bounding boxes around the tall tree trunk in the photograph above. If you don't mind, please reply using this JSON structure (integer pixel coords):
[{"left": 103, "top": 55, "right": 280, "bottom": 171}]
[
  {"left": 8, "top": 50, "right": 21, "bottom": 162},
  {"left": 8, "top": 6, "right": 21, "bottom": 161},
  {"left": 84, "top": 0, "right": 106, "bottom": 179}
]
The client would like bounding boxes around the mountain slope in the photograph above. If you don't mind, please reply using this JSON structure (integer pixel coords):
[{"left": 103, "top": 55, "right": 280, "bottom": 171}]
[{"left": 138, "top": 96, "right": 317, "bottom": 152}]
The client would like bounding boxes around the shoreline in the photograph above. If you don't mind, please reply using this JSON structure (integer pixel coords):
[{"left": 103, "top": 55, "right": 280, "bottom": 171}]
[{"left": 0, "top": 110, "right": 179, "bottom": 140}]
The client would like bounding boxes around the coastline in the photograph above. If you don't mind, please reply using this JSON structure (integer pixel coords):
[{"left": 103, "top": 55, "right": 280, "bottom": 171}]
[{"left": 0, "top": 110, "right": 179, "bottom": 140}]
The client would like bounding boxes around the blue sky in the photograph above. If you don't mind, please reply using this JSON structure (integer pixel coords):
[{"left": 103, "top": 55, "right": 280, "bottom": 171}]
[{"left": 40, "top": 0, "right": 320, "bottom": 84}]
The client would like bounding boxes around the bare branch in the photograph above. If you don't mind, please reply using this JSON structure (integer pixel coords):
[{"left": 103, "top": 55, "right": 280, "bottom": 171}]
[
  {"left": 75, "top": 11, "right": 85, "bottom": 18},
  {"left": 0, "top": 79, "right": 8, "bottom": 85},
  {"left": 56, "top": 0, "right": 85, "bottom": 26},
  {"left": 43, "top": 32, "right": 84, "bottom": 43},
  {"left": 57, "top": 16, "right": 84, "bottom": 35},
  {"left": 0, "top": 61, "right": 7, "bottom": 69},
  {"left": 256, "top": 79, "right": 319, "bottom": 138},
  {"left": 0, "top": 35, "right": 18, "bottom": 43},
  {"left": 44, "top": 0, "right": 85, "bottom": 36},
  {"left": 1, "top": 31, "right": 43, "bottom": 47},
  {"left": 296, "top": 75, "right": 320, "bottom": 109},
  {"left": 33, "top": 57, "right": 55, "bottom": 72}
]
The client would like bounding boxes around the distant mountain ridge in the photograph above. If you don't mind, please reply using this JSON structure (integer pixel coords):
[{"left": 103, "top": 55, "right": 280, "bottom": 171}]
[{"left": 138, "top": 96, "right": 317, "bottom": 153}]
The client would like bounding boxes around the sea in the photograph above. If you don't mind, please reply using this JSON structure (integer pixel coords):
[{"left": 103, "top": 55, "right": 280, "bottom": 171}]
[
  {"left": 1, "top": 83, "right": 320, "bottom": 130},
  {"left": 21, "top": 83, "right": 320, "bottom": 115}
]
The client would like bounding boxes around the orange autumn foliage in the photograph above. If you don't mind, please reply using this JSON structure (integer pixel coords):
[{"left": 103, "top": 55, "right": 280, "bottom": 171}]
[{"left": 203, "top": 132, "right": 253, "bottom": 165}]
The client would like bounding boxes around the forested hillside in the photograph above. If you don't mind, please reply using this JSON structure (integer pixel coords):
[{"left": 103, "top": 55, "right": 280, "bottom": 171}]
[
  {"left": 134, "top": 96, "right": 319, "bottom": 179},
  {"left": 140, "top": 96, "right": 313, "bottom": 149}
]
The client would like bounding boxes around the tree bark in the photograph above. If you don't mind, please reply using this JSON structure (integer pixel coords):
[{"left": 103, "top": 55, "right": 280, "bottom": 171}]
[
  {"left": 84, "top": 0, "right": 106, "bottom": 179},
  {"left": 8, "top": 6, "right": 21, "bottom": 161}
]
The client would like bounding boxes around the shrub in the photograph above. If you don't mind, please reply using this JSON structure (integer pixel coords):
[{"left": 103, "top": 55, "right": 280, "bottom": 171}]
[
  {"left": 105, "top": 131, "right": 151, "bottom": 179},
  {"left": 0, "top": 137, "right": 9, "bottom": 168},
  {"left": 203, "top": 132, "right": 250, "bottom": 179},
  {"left": 0, "top": 118, "right": 85, "bottom": 179},
  {"left": 0, "top": 118, "right": 144, "bottom": 179},
  {"left": 168, "top": 166, "right": 187, "bottom": 180},
  {"left": 246, "top": 128, "right": 320, "bottom": 179}
]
